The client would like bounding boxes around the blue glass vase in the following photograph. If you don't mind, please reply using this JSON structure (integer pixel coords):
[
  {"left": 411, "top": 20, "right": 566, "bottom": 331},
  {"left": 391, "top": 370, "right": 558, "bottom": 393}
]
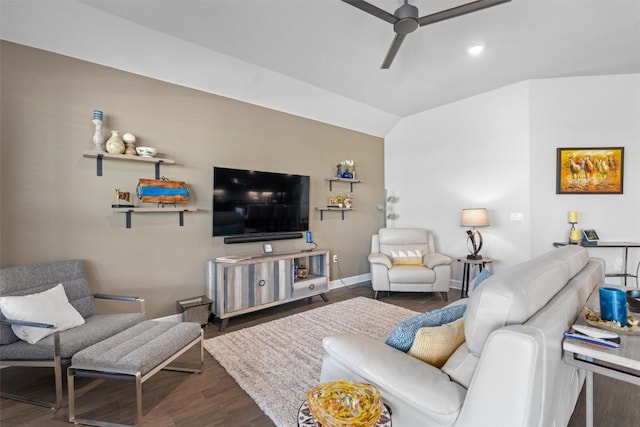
[{"left": 342, "top": 170, "right": 353, "bottom": 179}]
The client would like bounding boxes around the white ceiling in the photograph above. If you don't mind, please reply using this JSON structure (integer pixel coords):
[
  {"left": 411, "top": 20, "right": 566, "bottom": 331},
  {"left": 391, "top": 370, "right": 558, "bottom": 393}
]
[{"left": 77, "top": 0, "right": 640, "bottom": 118}]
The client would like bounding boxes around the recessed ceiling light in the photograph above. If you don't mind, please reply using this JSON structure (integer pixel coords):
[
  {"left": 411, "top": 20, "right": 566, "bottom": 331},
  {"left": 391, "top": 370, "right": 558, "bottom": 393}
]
[{"left": 467, "top": 43, "right": 485, "bottom": 55}]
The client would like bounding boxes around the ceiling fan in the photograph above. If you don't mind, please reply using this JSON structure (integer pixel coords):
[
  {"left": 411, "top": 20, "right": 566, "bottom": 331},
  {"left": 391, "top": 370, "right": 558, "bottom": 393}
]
[{"left": 342, "top": 0, "right": 512, "bottom": 69}]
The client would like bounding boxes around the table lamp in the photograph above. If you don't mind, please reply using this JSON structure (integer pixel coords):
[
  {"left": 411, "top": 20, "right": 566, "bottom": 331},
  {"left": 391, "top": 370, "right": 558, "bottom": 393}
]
[{"left": 461, "top": 208, "right": 489, "bottom": 259}]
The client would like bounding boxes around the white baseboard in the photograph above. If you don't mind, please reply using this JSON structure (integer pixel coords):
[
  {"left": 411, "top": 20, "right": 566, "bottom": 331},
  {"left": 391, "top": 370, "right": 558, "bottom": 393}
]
[
  {"left": 147, "top": 279, "right": 462, "bottom": 322},
  {"left": 329, "top": 273, "right": 371, "bottom": 289},
  {"left": 450, "top": 280, "right": 462, "bottom": 290},
  {"left": 329, "top": 276, "right": 464, "bottom": 291}
]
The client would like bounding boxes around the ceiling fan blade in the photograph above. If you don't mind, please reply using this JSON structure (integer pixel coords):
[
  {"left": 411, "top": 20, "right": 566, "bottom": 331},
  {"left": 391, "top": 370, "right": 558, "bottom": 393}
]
[
  {"left": 381, "top": 34, "right": 406, "bottom": 69},
  {"left": 418, "top": 0, "right": 511, "bottom": 27},
  {"left": 342, "top": 0, "right": 398, "bottom": 25}
]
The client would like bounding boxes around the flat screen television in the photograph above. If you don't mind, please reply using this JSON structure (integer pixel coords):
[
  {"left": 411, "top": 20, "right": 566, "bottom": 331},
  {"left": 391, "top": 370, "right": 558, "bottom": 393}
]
[{"left": 212, "top": 167, "right": 310, "bottom": 239}]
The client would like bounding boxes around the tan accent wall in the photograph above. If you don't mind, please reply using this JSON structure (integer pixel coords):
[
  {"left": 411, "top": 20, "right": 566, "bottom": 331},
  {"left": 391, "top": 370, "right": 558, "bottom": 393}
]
[{"left": 0, "top": 42, "right": 384, "bottom": 318}]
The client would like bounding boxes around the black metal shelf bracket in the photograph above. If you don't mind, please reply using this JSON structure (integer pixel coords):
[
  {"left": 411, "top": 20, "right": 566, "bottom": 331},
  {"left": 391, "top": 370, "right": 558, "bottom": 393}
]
[
  {"left": 96, "top": 154, "right": 103, "bottom": 176},
  {"left": 318, "top": 209, "right": 347, "bottom": 221},
  {"left": 328, "top": 179, "right": 358, "bottom": 192},
  {"left": 93, "top": 155, "right": 165, "bottom": 178},
  {"left": 120, "top": 209, "right": 190, "bottom": 229},
  {"left": 125, "top": 210, "right": 132, "bottom": 229},
  {"left": 155, "top": 160, "right": 164, "bottom": 179}
]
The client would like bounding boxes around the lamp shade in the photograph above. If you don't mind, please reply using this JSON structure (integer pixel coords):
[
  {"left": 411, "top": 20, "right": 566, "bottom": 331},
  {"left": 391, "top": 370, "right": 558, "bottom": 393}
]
[{"left": 461, "top": 208, "right": 489, "bottom": 228}]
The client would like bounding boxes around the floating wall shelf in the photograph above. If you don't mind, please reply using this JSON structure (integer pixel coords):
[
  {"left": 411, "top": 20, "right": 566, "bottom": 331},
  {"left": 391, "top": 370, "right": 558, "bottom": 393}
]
[
  {"left": 314, "top": 207, "right": 354, "bottom": 221},
  {"left": 325, "top": 177, "right": 362, "bottom": 192},
  {"left": 83, "top": 151, "right": 175, "bottom": 179},
  {"left": 113, "top": 207, "right": 197, "bottom": 229}
]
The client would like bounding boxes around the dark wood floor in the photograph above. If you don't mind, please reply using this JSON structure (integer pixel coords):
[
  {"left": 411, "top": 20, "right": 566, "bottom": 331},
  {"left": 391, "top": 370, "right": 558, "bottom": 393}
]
[{"left": 1, "top": 284, "right": 638, "bottom": 426}]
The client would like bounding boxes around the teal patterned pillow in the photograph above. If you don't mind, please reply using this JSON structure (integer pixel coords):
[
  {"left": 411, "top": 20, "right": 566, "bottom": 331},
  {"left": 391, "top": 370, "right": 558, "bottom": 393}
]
[
  {"left": 385, "top": 304, "right": 467, "bottom": 352},
  {"left": 472, "top": 268, "right": 492, "bottom": 291}
]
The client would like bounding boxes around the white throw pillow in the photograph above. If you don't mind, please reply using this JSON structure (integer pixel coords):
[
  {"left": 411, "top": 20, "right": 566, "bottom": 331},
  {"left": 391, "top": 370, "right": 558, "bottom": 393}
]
[{"left": 0, "top": 283, "right": 85, "bottom": 344}]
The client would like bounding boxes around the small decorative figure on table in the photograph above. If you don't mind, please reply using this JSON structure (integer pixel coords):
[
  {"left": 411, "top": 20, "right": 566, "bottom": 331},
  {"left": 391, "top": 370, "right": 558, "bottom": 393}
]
[
  {"left": 91, "top": 109, "right": 105, "bottom": 152},
  {"left": 297, "top": 265, "right": 308, "bottom": 278}
]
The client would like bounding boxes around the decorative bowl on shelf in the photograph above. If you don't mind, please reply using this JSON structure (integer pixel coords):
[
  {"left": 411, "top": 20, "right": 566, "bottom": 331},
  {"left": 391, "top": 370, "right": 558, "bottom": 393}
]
[
  {"left": 135, "top": 146, "right": 157, "bottom": 157},
  {"left": 306, "top": 381, "right": 383, "bottom": 427}
]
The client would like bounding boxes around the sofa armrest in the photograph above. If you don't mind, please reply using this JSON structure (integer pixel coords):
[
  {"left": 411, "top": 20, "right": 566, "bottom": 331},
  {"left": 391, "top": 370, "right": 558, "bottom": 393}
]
[
  {"left": 424, "top": 253, "right": 452, "bottom": 269},
  {"left": 455, "top": 325, "right": 545, "bottom": 427},
  {"left": 0, "top": 318, "right": 61, "bottom": 359},
  {"left": 322, "top": 333, "right": 466, "bottom": 426},
  {"left": 368, "top": 253, "right": 392, "bottom": 269},
  {"left": 93, "top": 293, "right": 146, "bottom": 315}
]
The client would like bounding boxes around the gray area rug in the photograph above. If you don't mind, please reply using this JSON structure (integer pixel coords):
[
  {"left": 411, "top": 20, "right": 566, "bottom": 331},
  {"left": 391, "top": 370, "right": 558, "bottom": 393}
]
[{"left": 203, "top": 296, "right": 418, "bottom": 427}]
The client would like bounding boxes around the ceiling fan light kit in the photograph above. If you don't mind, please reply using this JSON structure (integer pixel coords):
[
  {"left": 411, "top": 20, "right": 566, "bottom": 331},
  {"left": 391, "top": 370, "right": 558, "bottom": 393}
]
[{"left": 342, "top": 0, "right": 511, "bottom": 69}]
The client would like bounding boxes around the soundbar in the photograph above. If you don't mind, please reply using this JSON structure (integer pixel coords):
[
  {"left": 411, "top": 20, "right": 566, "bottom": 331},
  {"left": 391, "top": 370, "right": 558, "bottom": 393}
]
[{"left": 223, "top": 232, "right": 303, "bottom": 244}]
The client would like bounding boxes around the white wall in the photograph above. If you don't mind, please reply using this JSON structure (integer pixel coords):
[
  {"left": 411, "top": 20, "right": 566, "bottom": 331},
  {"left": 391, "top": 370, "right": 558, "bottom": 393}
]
[
  {"left": 386, "top": 74, "right": 640, "bottom": 287},
  {"left": 530, "top": 74, "right": 640, "bottom": 283},
  {"left": 385, "top": 81, "right": 532, "bottom": 283}
]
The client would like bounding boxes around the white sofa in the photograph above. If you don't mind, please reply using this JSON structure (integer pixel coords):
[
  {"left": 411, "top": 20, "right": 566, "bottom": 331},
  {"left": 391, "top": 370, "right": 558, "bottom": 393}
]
[{"left": 321, "top": 245, "right": 603, "bottom": 427}]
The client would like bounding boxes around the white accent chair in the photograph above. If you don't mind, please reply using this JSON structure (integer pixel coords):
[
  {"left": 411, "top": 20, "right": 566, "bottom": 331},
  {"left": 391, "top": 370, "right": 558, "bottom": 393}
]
[{"left": 368, "top": 228, "right": 452, "bottom": 301}]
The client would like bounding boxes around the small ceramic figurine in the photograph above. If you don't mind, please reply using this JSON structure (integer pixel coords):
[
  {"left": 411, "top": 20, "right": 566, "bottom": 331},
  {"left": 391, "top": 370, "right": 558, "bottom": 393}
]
[
  {"left": 115, "top": 189, "right": 131, "bottom": 205},
  {"left": 344, "top": 193, "right": 353, "bottom": 209},
  {"left": 122, "top": 132, "right": 137, "bottom": 155}
]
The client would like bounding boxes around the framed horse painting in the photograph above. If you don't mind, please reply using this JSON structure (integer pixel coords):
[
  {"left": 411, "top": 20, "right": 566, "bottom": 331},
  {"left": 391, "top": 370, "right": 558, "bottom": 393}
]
[{"left": 556, "top": 147, "right": 624, "bottom": 194}]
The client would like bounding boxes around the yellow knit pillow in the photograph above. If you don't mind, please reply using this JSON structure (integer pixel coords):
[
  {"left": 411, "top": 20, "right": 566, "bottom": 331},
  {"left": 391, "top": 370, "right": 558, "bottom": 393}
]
[
  {"left": 407, "top": 317, "right": 465, "bottom": 368},
  {"left": 390, "top": 249, "right": 424, "bottom": 266}
]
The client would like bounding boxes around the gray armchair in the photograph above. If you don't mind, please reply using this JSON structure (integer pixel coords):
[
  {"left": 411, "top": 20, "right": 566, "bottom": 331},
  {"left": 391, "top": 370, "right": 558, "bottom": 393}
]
[
  {"left": 369, "top": 228, "right": 452, "bottom": 300},
  {"left": 0, "top": 260, "right": 146, "bottom": 409}
]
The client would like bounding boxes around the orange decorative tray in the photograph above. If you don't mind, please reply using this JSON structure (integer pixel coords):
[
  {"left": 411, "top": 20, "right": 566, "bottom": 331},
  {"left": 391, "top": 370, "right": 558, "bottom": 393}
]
[{"left": 306, "top": 381, "right": 383, "bottom": 427}]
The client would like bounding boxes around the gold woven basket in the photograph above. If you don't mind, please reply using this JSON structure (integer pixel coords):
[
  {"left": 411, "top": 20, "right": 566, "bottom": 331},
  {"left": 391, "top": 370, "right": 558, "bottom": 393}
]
[{"left": 306, "top": 381, "right": 383, "bottom": 427}]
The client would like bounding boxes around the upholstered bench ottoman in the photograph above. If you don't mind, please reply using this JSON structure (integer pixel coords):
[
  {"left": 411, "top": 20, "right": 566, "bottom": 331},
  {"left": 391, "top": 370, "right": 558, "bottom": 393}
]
[{"left": 68, "top": 320, "right": 203, "bottom": 427}]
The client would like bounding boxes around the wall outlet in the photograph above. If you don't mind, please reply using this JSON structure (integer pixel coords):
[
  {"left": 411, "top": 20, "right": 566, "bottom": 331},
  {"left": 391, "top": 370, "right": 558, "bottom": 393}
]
[{"left": 333, "top": 254, "right": 338, "bottom": 263}]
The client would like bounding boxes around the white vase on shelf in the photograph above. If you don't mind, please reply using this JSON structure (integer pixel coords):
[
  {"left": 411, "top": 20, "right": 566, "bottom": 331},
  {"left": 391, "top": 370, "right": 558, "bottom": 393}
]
[
  {"left": 91, "top": 119, "right": 105, "bottom": 152},
  {"left": 105, "top": 130, "right": 125, "bottom": 154}
]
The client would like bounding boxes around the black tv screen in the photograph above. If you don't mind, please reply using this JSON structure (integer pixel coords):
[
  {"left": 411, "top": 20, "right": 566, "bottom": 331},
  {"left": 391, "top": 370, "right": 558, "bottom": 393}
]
[{"left": 212, "top": 167, "right": 310, "bottom": 237}]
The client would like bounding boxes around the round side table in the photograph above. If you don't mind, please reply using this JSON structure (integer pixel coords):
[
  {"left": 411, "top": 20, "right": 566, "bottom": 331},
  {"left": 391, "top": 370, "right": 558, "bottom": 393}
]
[
  {"left": 297, "top": 399, "right": 392, "bottom": 427},
  {"left": 457, "top": 257, "right": 494, "bottom": 298}
]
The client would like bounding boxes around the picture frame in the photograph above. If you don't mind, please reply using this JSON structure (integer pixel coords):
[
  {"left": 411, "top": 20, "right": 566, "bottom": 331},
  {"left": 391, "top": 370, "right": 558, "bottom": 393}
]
[
  {"left": 583, "top": 229, "right": 600, "bottom": 242},
  {"left": 263, "top": 243, "right": 273, "bottom": 254},
  {"left": 556, "top": 147, "right": 624, "bottom": 194}
]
